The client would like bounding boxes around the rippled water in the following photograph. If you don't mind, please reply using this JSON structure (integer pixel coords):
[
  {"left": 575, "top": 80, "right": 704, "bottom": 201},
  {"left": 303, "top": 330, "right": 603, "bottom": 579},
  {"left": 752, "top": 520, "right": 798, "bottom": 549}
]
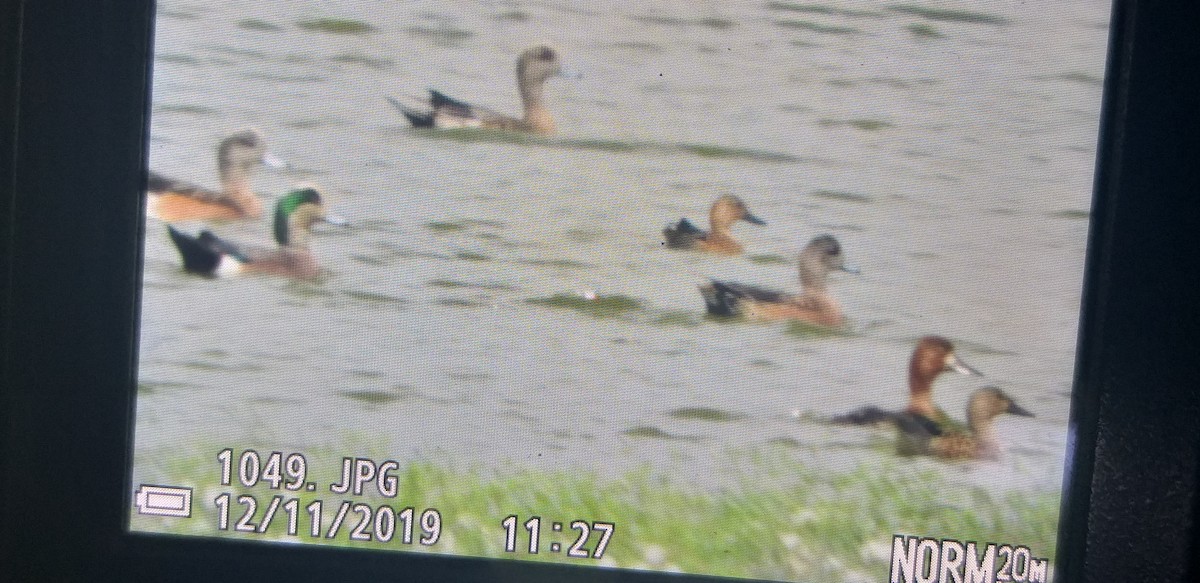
[{"left": 135, "top": 0, "right": 1109, "bottom": 497}]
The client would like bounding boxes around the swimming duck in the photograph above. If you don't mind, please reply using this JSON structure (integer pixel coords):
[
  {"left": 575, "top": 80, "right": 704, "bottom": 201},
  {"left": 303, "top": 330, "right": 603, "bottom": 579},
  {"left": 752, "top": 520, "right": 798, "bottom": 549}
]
[
  {"left": 389, "top": 45, "right": 573, "bottom": 135},
  {"left": 700, "top": 235, "right": 857, "bottom": 326},
  {"left": 166, "top": 186, "right": 335, "bottom": 280},
  {"left": 146, "top": 128, "right": 286, "bottom": 222},
  {"left": 830, "top": 336, "right": 983, "bottom": 430},
  {"left": 896, "top": 386, "right": 1033, "bottom": 460},
  {"left": 663, "top": 195, "right": 766, "bottom": 255}
]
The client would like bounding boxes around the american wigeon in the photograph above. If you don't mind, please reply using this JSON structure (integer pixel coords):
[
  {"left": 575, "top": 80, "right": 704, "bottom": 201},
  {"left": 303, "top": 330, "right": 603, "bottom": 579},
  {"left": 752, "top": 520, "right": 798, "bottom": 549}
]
[
  {"left": 146, "top": 128, "right": 286, "bottom": 222},
  {"left": 831, "top": 336, "right": 983, "bottom": 431},
  {"left": 700, "top": 235, "right": 858, "bottom": 326},
  {"left": 166, "top": 186, "right": 336, "bottom": 280},
  {"left": 389, "top": 45, "right": 573, "bottom": 135},
  {"left": 663, "top": 195, "right": 766, "bottom": 255},
  {"left": 896, "top": 386, "right": 1033, "bottom": 460}
]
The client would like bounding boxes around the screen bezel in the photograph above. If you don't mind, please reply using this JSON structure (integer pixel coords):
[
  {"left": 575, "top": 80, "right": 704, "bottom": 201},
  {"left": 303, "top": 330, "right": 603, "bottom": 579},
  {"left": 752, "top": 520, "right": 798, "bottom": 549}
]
[{"left": 3, "top": 0, "right": 1198, "bottom": 581}]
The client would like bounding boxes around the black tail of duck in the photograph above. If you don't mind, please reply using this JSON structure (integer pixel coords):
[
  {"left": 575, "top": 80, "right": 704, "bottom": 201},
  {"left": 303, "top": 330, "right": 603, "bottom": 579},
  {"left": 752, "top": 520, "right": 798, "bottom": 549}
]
[
  {"left": 388, "top": 96, "right": 434, "bottom": 128},
  {"left": 167, "top": 225, "right": 246, "bottom": 277}
]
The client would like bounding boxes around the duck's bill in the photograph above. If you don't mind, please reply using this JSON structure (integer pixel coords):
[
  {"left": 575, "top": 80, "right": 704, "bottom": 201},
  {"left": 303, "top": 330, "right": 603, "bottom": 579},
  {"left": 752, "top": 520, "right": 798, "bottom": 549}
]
[
  {"left": 558, "top": 66, "right": 583, "bottom": 80},
  {"left": 946, "top": 354, "right": 983, "bottom": 377},
  {"left": 1007, "top": 401, "right": 1035, "bottom": 417},
  {"left": 322, "top": 214, "right": 350, "bottom": 227},
  {"left": 840, "top": 263, "right": 861, "bottom": 275},
  {"left": 744, "top": 213, "right": 767, "bottom": 226},
  {"left": 261, "top": 152, "right": 291, "bottom": 169}
]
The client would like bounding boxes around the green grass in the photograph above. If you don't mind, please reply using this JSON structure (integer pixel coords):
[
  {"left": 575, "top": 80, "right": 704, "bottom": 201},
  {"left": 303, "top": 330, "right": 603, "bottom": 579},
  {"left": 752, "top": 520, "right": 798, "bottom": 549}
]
[
  {"left": 819, "top": 118, "right": 894, "bottom": 131},
  {"left": 407, "top": 26, "right": 475, "bottom": 45},
  {"left": 630, "top": 15, "right": 736, "bottom": 29},
  {"left": 888, "top": 5, "right": 1011, "bottom": 25},
  {"left": 784, "top": 319, "right": 855, "bottom": 338},
  {"left": 454, "top": 251, "right": 492, "bottom": 262},
  {"left": 156, "top": 104, "right": 218, "bottom": 116},
  {"left": 906, "top": 23, "right": 944, "bottom": 38},
  {"left": 297, "top": 18, "right": 379, "bottom": 34},
  {"left": 774, "top": 19, "right": 859, "bottom": 34},
  {"left": 765, "top": 2, "right": 883, "bottom": 18},
  {"left": 331, "top": 53, "right": 394, "bottom": 70},
  {"left": 410, "top": 129, "right": 800, "bottom": 164},
  {"left": 667, "top": 407, "right": 748, "bottom": 422},
  {"left": 812, "top": 189, "right": 874, "bottom": 203},
  {"left": 426, "top": 221, "right": 468, "bottom": 233},
  {"left": 132, "top": 449, "right": 1060, "bottom": 581},
  {"left": 748, "top": 253, "right": 791, "bottom": 265},
  {"left": 238, "top": 18, "right": 283, "bottom": 31},
  {"left": 340, "top": 290, "right": 406, "bottom": 304},
  {"left": 526, "top": 293, "right": 643, "bottom": 318},
  {"left": 495, "top": 10, "right": 530, "bottom": 22}
]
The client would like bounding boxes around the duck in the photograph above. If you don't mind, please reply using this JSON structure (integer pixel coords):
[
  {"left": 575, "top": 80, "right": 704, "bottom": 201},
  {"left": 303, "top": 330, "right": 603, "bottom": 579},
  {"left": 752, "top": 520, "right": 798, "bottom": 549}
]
[
  {"left": 166, "top": 185, "right": 336, "bottom": 280},
  {"left": 662, "top": 195, "right": 766, "bottom": 255},
  {"left": 146, "top": 128, "right": 286, "bottom": 222},
  {"left": 699, "top": 234, "right": 858, "bottom": 326},
  {"left": 896, "top": 386, "right": 1033, "bottom": 460},
  {"left": 389, "top": 45, "right": 574, "bottom": 135},
  {"left": 830, "top": 336, "right": 983, "bottom": 431}
]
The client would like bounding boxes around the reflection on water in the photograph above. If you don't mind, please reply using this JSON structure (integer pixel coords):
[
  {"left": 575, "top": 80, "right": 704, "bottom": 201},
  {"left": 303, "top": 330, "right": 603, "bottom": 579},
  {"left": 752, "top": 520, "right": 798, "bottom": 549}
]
[{"left": 137, "top": 0, "right": 1107, "bottom": 503}]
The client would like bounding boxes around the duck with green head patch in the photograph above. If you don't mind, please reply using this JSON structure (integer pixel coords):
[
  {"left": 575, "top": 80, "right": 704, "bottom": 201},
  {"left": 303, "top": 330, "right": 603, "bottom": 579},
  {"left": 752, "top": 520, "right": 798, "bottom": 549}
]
[{"left": 166, "top": 185, "right": 340, "bottom": 280}]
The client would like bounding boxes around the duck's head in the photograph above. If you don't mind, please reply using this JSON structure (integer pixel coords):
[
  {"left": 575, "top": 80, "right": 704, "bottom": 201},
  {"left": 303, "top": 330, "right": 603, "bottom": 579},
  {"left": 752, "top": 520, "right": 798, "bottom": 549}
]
[
  {"left": 517, "top": 45, "right": 573, "bottom": 86},
  {"left": 909, "top": 336, "right": 983, "bottom": 391},
  {"left": 711, "top": 195, "right": 766, "bottom": 228},
  {"left": 273, "top": 185, "right": 332, "bottom": 247},
  {"left": 218, "top": 128, "right": 287, "bottom": 175},
  {"left": 798, "top": 234, "right": 859, "bottom": 287},
  {"left": 966, "top": 386, "right": 1034, "bottom": 428}
]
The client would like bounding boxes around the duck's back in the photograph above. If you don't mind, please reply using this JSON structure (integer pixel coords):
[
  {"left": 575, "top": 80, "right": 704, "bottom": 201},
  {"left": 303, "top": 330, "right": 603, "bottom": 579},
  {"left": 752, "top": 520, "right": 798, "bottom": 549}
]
[{"left": 663, "top": 218, "right": 706, "bottom": 249}]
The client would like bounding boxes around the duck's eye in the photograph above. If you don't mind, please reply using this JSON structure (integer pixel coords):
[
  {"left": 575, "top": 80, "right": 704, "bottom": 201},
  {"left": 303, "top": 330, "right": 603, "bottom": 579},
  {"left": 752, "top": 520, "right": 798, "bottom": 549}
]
[{"left": 537, "top": 47, "right": 555, "bottom": 61}]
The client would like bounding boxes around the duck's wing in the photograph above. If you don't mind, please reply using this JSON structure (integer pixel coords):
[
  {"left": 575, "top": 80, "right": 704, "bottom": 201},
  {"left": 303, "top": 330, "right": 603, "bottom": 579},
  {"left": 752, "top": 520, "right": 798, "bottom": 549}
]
[
  {"left": 429, "top": 90, "right": 520, "bottom": 129},
  {"left": 829, "top": 405, "right": 902, "bottom": 427},
  {"left": 147, "top": 171, "right": 223, "bottom": 202},
  {"left": 700, "top": 280, "right": 790, "bottom": 316},
  {"left": 663, "top": 217, "right": 706, "bottom": 248},
  {"left": 894, "top": 411, "right": 946, "bottom": 456}
]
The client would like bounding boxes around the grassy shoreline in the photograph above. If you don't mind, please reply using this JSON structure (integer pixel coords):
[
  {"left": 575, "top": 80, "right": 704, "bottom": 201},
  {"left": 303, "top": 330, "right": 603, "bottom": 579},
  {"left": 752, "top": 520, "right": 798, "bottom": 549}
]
[{"left": 132, "top": 447, "right": 1059, "bottom": 582}]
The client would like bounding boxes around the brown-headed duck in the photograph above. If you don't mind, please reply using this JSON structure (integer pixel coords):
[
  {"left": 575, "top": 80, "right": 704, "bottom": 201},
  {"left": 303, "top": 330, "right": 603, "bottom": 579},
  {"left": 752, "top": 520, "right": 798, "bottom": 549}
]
[{"left": 663, "top": 195, "right": 766, "bottom": 255}]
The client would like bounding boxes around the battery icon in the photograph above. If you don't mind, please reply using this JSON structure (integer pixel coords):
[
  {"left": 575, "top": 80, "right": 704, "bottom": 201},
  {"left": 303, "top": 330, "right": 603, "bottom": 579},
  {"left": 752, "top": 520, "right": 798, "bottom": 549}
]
[{"left": 134, "top": 484, "right": 193, "bottom": 518}]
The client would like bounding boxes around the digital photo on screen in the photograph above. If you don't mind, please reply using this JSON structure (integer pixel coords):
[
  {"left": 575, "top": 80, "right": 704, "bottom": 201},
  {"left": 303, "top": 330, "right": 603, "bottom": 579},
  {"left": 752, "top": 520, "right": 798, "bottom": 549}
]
[{"left": 129, "top": 1, "right": 1112, "bottom": 581}]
